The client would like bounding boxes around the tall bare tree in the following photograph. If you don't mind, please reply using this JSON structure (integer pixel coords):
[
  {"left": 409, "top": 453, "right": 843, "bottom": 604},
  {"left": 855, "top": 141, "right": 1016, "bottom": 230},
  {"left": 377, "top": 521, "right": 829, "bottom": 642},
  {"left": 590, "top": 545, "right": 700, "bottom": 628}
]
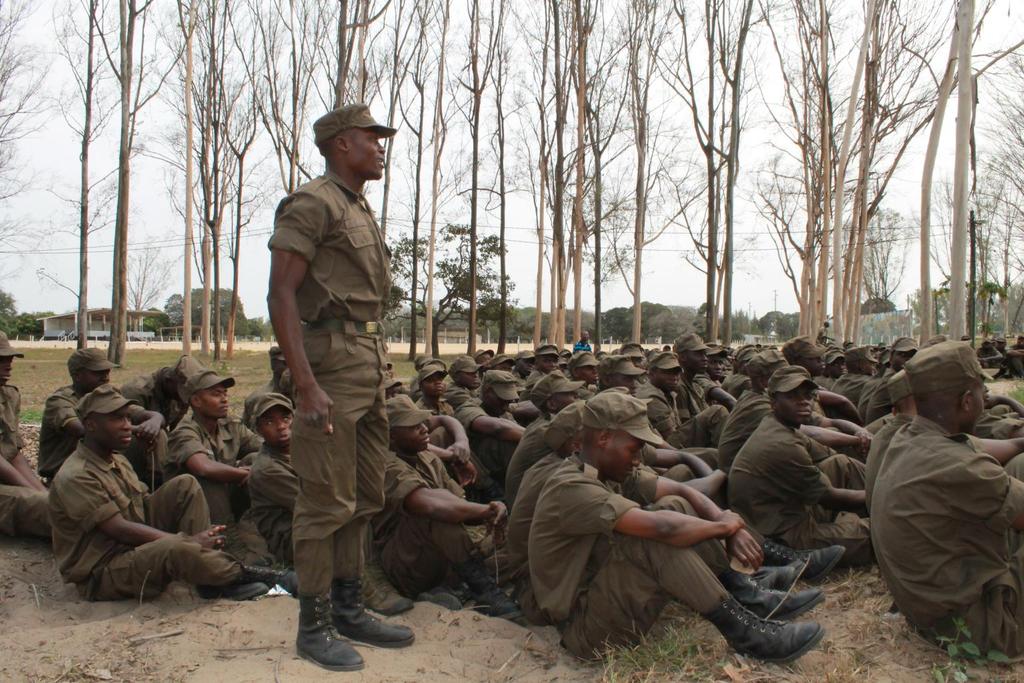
[
  {"left": 377, "top": 0, "right": 412, "bottom": 236},
  {"left": 491, "top": 0, "right": 511, "bottom": 352},
  {"left": 948, "top": 0, "right": 974, "bottom": 338},
  {"left": 127, "top": 246, "right": 175, "bottom": 311},
  {"left": 101, "top": 0, "right": 179, "bottom": 364},
  {"left": 177, "top": 0, "right": 197, "bottom": 351}
]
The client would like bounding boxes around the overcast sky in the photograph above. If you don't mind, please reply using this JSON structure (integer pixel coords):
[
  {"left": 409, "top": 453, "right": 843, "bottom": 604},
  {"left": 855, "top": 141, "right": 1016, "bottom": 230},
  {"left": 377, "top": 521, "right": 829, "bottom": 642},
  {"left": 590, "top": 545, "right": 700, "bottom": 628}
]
[{"left": 1, "top": 0, "right": 1022, "bottom": 328}]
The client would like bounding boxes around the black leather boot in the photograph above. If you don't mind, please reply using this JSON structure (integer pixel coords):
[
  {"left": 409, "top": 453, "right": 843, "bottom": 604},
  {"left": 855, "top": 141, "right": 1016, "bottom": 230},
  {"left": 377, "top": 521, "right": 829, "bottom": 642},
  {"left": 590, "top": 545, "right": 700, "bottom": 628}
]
[
  {"left": 330, "top": 578, "right": 415, "bottom": 648},
  {"left": 762, "top": 540, "right": 845, "bottom": 582},
  {"left": 240, "top": 565, "right": 298, "bottom": 596},
  {"left": 704, "top": 596, "right": 824, "bottom": 663},
  {"left": 751, "top": 562, "right": 801, "bottom": 591},
  {"left": 719, "top": 570, "right": 823, "bottom": 621},
  {"left": 296, "top": 595, "right": 364, "bottom": 672},
  {"left": 197, "top": 581, "right": 269, "bottom": 601},
  {"left": 453, "top": 558, "right": 522, "bottom": 620}
]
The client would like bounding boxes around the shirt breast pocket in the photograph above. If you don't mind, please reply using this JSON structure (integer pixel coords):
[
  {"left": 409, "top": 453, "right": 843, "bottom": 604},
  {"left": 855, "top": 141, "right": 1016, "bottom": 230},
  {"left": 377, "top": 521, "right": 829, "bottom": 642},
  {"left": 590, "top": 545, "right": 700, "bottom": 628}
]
[{"left": 344, "top": 223, "right": 377, "bottom": 249}]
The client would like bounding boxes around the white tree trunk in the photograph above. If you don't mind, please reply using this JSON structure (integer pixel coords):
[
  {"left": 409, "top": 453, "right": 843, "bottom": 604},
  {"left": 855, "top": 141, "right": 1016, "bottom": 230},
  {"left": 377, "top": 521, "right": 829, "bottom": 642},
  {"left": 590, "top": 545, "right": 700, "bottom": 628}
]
[{"left": 949, "top": 0, "right": 974, "bottom": 338}]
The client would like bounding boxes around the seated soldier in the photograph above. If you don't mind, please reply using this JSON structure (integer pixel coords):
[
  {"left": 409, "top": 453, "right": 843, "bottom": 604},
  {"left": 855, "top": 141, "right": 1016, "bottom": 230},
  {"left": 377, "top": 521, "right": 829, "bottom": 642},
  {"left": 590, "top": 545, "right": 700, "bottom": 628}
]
[
  {"left": 722, "top": 346, "right": 757, "bottom": 399},
  {"left": 166, "top": 369, "right": 262, "bottom": 533},
  {"left": 454, "top": 370, "right": 525, "bottom": 501},
  {"left": 859, "top": 337, "right": 918, "bottom": 424},
  {"left": 0, "top": 332, "right": 49, "bottom": 539},
  {"left": 568, "top": 351, "right": 599, "bottom": 399},
  {"left": 384, "top": 377, "right": 404, "bottom": 399},
  {"left": 416, "top": 363, "right": 455, "bottom": 418},
  {"left": 558, "top": 349, "right": 572, "bottom": 376},
  {"left": 718, "top": 350, "right": 872, "bottom": 474},
  {"left": 977, "top": 339, "right": 1003, "bottom": 369},
  {"left": 376, "top": 395, "right": 519, "bottom": 618},
  {"left": 871, "top": 341, "right": 1024, "bottom": 658},
  {"left": 817, "top": 348, "right": 845, "bottom": 390},
  {"left": 672, "top": 333, "right": 733, "bottom": 446},
  {"left": 486, "top": 354, "right": 515, "bottom": 373},
  {"left": 408, "top": 357, "right": 445, "bottom": 403},
  {"left": 830, "top": 346, "right": 877, "bottom": 408},
  {"left": 444, "top": 356, "right": 481, "bottom": 410},
  {"left": 524, "top": 344, "right": 560, "bottom": 392},
  {"left": 120, "top": 354, "right": 205, "bottom": 488},
  {"left": 247, "top": 393, "right": 299, "bottom": 565},
  {"left": 48, "top": 385, "right": 291, "bottom": 601},
  {"left": 782, "top": 336, "right": 861, "bottom": 423},
  {"left": 242, "top": 346, "right": 294, "bottom": 427},
  {"left": 504, "top": 373, "right": 583, "bottom": 505},
  {"left": 512, "top": 350, "right": 535, "bottom": 389},
  {"left": 729, "top": 366, "right": 873, "bottom": 566},
  {"left": 527, "top": 391, "right": 826, "bottom": 663},
  {"left": 39, "top": 348, "right": 165, "bottom": 482},
  {"left": 474, "top": 348, "right": 495, "bottom": 367},
  {"left": 975, "top": 391, "right": 1024, "bottom": 440},
  {"left": 706, "top": 346, "right": 730, "bottom": 385}
]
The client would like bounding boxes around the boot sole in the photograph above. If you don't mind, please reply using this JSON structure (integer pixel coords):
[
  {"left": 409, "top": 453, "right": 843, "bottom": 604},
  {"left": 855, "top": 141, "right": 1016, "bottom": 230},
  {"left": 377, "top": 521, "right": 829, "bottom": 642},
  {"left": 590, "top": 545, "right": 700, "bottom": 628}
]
[
  {"left": 338, "top": 632, "right": 416, "bottom": 649},
  {"left": 368, "top": 601, "right": 415, "bottom": 617},
  {"left": 802, "top": 547, "right": 846, "bottom": 583},
  {"left": 297, "top": 648, "right": 365, "bottom": 672},
  {"left": 745, "top": 624, "right": 825, "bottom": 664},
  {"left": 769, "top": 590, "right": 825, "bottom": 621}
]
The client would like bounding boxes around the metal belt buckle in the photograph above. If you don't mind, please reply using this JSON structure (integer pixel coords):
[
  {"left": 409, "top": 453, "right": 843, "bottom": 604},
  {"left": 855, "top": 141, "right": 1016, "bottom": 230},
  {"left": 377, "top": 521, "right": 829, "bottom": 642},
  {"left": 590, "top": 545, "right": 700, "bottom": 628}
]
[{"left": 365, "top": 321, "right": 378, "bottom": 334}]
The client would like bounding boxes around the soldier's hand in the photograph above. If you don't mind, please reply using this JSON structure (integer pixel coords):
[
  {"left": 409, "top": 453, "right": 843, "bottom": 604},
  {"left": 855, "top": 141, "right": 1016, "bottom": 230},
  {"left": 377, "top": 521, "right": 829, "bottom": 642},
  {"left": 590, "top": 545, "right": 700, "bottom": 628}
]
[
  {"left": 132, "top": 416, "right": 162, "bottom": 443},
  {"left": 449, "top": 440, "right": 471, "bottom": 463},
  {"left": 452, "top": 458, "right": 478, "bottom": 487},
  {"left": 726, "top": 529, "right": 764, "bottom": 570},
  {"left": 296, "top": 383, "right": 334, "bottom": 435},
  {"left": 487, "top": 501, "right": 508, "bottom": 545},
  {"left": 717, "top": 510, "right": 746, "bottom": 535},
  {"left": 191, "top": 525, "right": 227, "bottom": 550},
  {"left": 237, "top": 466, "right": 252, "bottom": 485},
  {"left": 854, "top": 428, "right": 872, "bottom": 455}
]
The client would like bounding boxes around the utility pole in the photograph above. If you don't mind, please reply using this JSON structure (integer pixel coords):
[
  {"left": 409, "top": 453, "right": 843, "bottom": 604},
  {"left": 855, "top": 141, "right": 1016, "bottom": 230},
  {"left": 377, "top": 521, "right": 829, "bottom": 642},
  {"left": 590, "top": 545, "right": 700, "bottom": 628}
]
[{"left": 969, "top": 209, "right": 977, "bottom": 345}]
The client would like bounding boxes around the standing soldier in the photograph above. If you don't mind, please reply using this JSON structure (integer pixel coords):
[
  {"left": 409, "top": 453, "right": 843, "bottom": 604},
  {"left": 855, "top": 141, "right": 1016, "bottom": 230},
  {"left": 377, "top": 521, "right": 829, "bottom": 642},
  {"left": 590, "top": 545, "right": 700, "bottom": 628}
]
[{"left": 267, "top": 104, "right": 413, "bottom": 672}]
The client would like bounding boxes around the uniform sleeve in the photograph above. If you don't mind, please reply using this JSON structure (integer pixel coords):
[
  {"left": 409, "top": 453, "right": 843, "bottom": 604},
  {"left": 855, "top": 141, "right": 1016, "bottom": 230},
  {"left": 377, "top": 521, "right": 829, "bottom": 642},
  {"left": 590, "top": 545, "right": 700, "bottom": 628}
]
[
  {"left": 455, "top": 402, "right": 487, "bottom": 433},
  {"left": 12, "top": 388, "right": 23, "bottom": 450},
  {"left": 382, "top": 455, "right": 427, "bottom": 514},
  {"left": 250, "top": 459, "right": 300, "bottom": 512},
  {"left": 758, "top": 429, "right": 829, "bottom": 504},
  {"left": 43, "top": 391, "right": 79, "bottom": 432},
  {"left": 53, "top": 473, "right": 120, "bottom": 532},
  {"left": 237, "top": 423, "right": 264, "bottom": 457},
  {"left": 554, "top": 478, "right": 639, "bottom": 536},
  {"left": 268, "top": 191, "right": 329, "bottom": 263},
  {"left": 953, "top": 451, "right": 1024, "bottom": 532},
  {"left": 622, "top": 468, "right": 660, "bottom": 505},
  {"left": 645, "top": 398, "right": 676, "bottom": 440},
  {"left": 166, "top": 424, "right": 210, "bottom": 468}
]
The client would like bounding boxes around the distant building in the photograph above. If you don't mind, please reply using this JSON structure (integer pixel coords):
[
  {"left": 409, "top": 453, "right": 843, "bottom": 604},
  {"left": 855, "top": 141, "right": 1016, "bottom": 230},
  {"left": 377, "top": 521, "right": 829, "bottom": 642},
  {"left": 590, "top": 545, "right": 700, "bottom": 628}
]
[{"left": 37, "top": 309, "right": 161, "bottom": 341}]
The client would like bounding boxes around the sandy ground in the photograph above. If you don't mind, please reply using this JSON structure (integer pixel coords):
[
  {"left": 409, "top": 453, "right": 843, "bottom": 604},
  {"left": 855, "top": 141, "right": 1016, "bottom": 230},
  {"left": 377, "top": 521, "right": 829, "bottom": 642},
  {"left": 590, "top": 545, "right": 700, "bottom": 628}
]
[{"left": 3, "top": 380, "right": 1023, "bottom": 682}]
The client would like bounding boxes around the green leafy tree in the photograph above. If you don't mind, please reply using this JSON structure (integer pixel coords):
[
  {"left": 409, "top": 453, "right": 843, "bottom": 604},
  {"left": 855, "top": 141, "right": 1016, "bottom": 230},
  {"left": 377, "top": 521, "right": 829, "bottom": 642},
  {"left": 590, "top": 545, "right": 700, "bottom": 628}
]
[
  {"left": 165, "top": 289, "right": 246, "bottom": 337},
  {"left": 0, "top": 289, "right": 15, "bottom": 335}
]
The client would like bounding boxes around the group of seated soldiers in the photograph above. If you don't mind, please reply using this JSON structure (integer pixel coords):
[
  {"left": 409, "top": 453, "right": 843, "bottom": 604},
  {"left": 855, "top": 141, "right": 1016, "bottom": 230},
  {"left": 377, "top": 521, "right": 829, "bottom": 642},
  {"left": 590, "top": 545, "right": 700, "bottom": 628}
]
[{"left": 3, "top": 326, "right": 1024, "bottom": 664}]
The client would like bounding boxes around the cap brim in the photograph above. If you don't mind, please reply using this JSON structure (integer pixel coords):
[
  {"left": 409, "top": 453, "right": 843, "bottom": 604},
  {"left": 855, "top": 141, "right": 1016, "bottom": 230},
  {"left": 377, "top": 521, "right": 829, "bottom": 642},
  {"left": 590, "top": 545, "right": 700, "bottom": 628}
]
[
  {"left": 390, "top": 408, "right": 432, "bottom": 427},
  {"left": 553, "top": 380, "right": 585, "bottom": 394},
  {"left": 623, "top": 422, "right": 665, "bottom": 446},
  {"left": 83, "top": 396, "right": 140, "bottom": 417},
  {"left": 772, "top": 378, "right": 819, "bottom": 394},
  {"left": 256, "top": 397, "right": 294, "bottom": 420},
  {"left": 85, "top": 359, "right": 117, "bottom": 371},
  {"left": 618, "top": 365, "right": 646, "bottom": 376},
  {"left": 0, "top": 349, "right": 24, "bottom": 358},
  {"left": 491, "top": 384, "right": 520, "bottom": 401},
  {"left": 361, "top": 124, "right": 397, "bottom": 138}
]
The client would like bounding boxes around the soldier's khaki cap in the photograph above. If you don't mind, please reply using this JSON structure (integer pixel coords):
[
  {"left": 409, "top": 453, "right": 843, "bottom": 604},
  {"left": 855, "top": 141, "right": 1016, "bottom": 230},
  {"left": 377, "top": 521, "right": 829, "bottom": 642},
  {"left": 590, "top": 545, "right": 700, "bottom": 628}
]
[
  {"left": 448, "top": 355, "right": 480, "bottom": 377},
  {"left": 76, "top": 384, "right": 138, "bottom": 418},
  {"left": 515, "top": 350, "right": 535, "bottom": 361},
  {"left": 904, "top": 341, "right": 986, "bottom": 395},
  {"left": 598, "top": 354, "right": 646, "bottom": 379},
  {"left": 543, "top": 400, "right": 585, "bottom": 450},
  {"left": 782, "top": 335, "right": 825, "bottom": 362},
  {"left": 844, "top": 346, "right": 877, "bottom": 365},
  {"left": 735, "top": 346, "right": 758, "bottom": 365},
  {"left": 581, "top": 391, "right": 662, "bottom": 445},
  {"left": 747, "top": 349, "right": 788, "bottom": 377},
  {"left": 891, "top": 337, "right": 919, "bottom": 353},
  {"left": 473, "top": 349, "right": 495, "bottom": 363},
  {"left": 487, "top": 353, "right": 514, "bottom": 369},
  {"left": 619, "top": 346, "right": 645, "bottom": 360},
  {"left": 183, "top": 369, "right": 236, "bottom": 402},
  {"left": 887, "top": 370, "right": 913, "bottom": 403},
  {"left": 535, "top": 344, "right": 559, "bottom": 358},
  {"left": 386, "top": 394, "right": 431, "bottom": 427},
  {"left": 707, "top": 344, "right": 729, "bottom": 358},
  {"left": 384, "top": 377, "right": 404, "bottom": 390},
  {"left": 252, "top": 392, "right": 294, "bottom": 421},
  {"left": 417, "top": 363, "right": 447, "bottom": 382},
  {"left": 529, "top": 373, "right": 584, "bottom": 405},
  {"left": 313, "top": 104, "right": 396, "bottom": 146},
  {"left": 824, "top": 349, "right": 845, "bottom": 364},
  {"left": 413, "top": 356, "right": 445, "bottom": 371},
  {"left": 994, "top": 336, "right": 1006, "bottom": 344},
  {"left": 768, "top": 365, "right": 818, "bottom": 395},
  {"left": 924, "top": 334, "right": 949, "bottom": 348},
  {"left": 482, "top": 370, "right": 520, "bottom": 401},
  {"left": 568, "top": 351, "right": 598, "bottom": 371},
  {"left": 647, "top": 351, "right": 681, "bottom": 371},
  {"left": 268, "top": 346, "right": 284, "bottom": 359},
  {"left": 68, "top": 348, "right": 116, "bottom": 373},
  {"left": 673, "top": 333, "right": 709, "bottom": 353},
  {"left": 0, "top": 331, "right": 23, "bottom": 358}
]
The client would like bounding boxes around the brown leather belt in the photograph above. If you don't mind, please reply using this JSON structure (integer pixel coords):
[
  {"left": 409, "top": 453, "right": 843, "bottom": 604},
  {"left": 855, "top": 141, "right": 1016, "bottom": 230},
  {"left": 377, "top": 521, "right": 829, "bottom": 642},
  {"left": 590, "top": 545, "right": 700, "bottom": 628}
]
[{"left": 305, "top": 319, "right": 381, "bottom": 335}]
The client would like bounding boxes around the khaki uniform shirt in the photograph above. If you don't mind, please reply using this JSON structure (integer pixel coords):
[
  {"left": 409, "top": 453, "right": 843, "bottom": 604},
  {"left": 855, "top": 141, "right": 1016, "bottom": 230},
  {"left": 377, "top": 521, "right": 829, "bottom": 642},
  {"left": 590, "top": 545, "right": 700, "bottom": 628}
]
[
  {"left": 121, "top": 371, "right": 189, "bottom": 431},
  {"left": 728, "top": 416, "right": 830, "bottom": 537},
  {"left": 871, "top": 416, "right": 1024, "bottom": 630},
  {"left": 39, "top": 385, "right": 144, "bottom": 479},
  {"left": 830, "top": 373, "right": 873, "bottom": 409},
  {"left": 268, "top": 170, "right": 391, "bottom": 323},
  {"left": 528, "top": 457, "right": 658, "bottom": 624},
  {"left": 721, "top": 372, "right": 751, "bottom": 399},
  {"left": 857, "top": 370, "right": 893, "bottom": 421},
  {"left": 676, "top": 374, "right": 711, "bottom": 421},
  {"left": 49, "top": 443, "right": 149, "bottom": 585},
  {"left": 717, "top": 390, "right": 772, "bottom": 473},
  {"left": 373, "top": 450, "right": 464, "bottom": 545},
  {"left": 248, "top": 444, "right": 299, "bottom": 544},
  {"left": 814, "top": 375, "right": 835, "bottom": 391},
  {"left": 0, "top": 384, "right": 23, "bottom": 462},
  {"left": 505, "top": 414, "right": 552, "bottom": 506},
  {"left": 634, "top": 383, "right": 681, "bottom": 446},
  {"left": 506, "top": 452, "right": 564, "bottom": 579},
  {"left": 444, "top": 384, "right": 478, "bottom": 410},
  {"left": 164, "top": 413, "right": 262, "bottom": 480},
  {"left": 524, "top": 369, "right": 551, "bottom": 394},
  {"left": 864, "top": 413, "right": 913, "bottom": 508}
]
